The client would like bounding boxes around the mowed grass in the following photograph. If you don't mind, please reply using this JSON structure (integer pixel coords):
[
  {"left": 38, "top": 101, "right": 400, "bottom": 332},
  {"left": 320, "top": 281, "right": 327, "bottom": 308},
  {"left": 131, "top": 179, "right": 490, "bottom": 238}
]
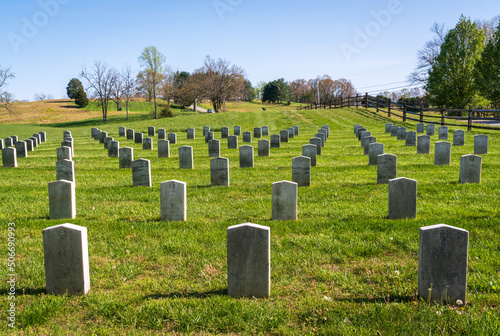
[{"left": 0, "top": 104, "right": 499, "bottom": 335}]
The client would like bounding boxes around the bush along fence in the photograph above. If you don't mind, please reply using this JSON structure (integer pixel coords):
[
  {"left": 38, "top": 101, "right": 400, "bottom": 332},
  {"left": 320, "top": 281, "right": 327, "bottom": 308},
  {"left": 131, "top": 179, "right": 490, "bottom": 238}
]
[{"left": 298, "top": 93, "right": 500, "bottom": 131}]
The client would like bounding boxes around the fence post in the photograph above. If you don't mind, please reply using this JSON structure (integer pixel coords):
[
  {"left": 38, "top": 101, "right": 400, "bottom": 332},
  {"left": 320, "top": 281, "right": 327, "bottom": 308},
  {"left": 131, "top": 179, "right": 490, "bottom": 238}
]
[
  {"left": 468, "top": 105, "right": 473, "bottom": 131},
  {"left": 347, "top": 96, "right": 350, "bottom": 108},
  {"left": 388, "top": 98, "right": 391, "bottom": 117},
  {"left": 441, "top": 105, "right": 446, "bottom": 126},
  {"left": 376, "top": 96, "right": 379, "bottom": 113},
  {"left": 420, "top": 103, "right": 424, "bottom": 122},
  {"left": 403, "top": 102, "right": 407, "bottom": 122},
  {"left": 340, "top": 97, "right": 343, "bottom": 108},
  {"left": 365, "top": 93, "right": 368, "bottom": 109},
  {"left": 356, "top": 94, "right": 359, "bottom": 108}
]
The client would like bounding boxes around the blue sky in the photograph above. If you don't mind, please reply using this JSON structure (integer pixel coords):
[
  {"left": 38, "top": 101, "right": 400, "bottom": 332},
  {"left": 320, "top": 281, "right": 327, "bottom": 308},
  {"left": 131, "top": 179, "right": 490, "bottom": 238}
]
[{"left": 1, "top": 0, "right": 499, "bottom": 101}]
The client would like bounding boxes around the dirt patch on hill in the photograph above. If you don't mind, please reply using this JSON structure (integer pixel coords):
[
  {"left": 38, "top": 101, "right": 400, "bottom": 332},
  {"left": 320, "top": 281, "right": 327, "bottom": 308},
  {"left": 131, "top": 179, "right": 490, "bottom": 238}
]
[{"left": 0, "top": 100, "right": 114, "bottom": 124}]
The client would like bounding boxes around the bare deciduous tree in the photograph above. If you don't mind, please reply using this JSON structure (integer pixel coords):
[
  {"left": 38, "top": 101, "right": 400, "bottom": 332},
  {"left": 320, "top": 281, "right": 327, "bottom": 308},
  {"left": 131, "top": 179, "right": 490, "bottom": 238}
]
[
  {"left": 0, "top": 66, "right": 16, "bottom": 116},
  {"left": 138, "top": 46, "right": 166, "bottom": 119},
  {"left": 81, "top": 61, "right": 118, "bottom": 121},
  {"left": 192, "top": 56, "right": 245, "bottom": 112},
  {"left": 122, "top": 65, "right": 136, "bottom": 120},
  {"left": 0, "top": 66, "right": 15, "bottom": 90},
  {"left": 409, "top": 22, "right": 447, "bottom": 85}
]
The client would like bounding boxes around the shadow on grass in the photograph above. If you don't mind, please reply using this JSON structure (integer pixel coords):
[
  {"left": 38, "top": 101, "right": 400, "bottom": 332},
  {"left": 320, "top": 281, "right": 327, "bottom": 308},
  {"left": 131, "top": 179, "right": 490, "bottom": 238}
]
[
  {"left": 0, "top": 287, "right": 46, "bottom": 295},
  {"left": 44, "top": 113, "right": 154, "bottom": 128},
  {"left": 335, "top": 295, "right": 415, "bottom": 304},
  {"left": 145, "top": 288, "right": 227, "bottom": 300}
]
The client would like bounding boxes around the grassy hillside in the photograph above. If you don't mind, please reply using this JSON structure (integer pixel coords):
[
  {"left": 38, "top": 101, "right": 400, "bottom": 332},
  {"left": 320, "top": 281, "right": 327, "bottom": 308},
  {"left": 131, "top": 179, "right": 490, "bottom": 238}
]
[{"left": 0, "top": 104, "right": 499, "bottom": 335}]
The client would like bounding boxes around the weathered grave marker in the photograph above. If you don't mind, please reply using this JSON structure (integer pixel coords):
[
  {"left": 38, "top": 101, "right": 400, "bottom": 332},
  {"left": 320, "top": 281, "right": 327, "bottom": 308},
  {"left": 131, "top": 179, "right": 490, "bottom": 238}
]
[
  {"left": 228, "top": 135, "right": 238, "bottom": 149},
  {"left": 417, "top": 135, "right": 430, "bottom": 154},
  {"left": 434, "top": 142, "right": 451, "bottom": 165},
  {"left": 377, "top": 154, "right": 397, "bottom": 184},
  {"left": 388, "top": 177, "right": 417, "bottom": 219},
  {"left": 474, "top": 134, "right": 487, "bottom": 154},
  {"left": 2, "top": 147, "right": 17, "bottom": 167},
  {"left": 453, "top": 130, "right": 465, "bottom": 146},
  {"left": 418, "top": 224, "right": 468, "bottom": 305},
  {"left": 459, "top": 154, "right": 481, "bottom": 184},
  {"left": 302, "top": 144, "right": 317, "bottom": 167},
  {"left": 272, "top": 181, "right": 298, "bottom": 220},
  {"left": 160, "top": 180, "right": 187, "bottom": 221},
  {"left": 258, "top": 139, "right": 270, "bottom": 157},
  {"left": 368, "top": 143, "right": 384, "bottom": 166},
  {"left": 208, "top": 139, "right": 220, "bottom": 157},
  {"left": 239, "top": 145, "right": 254, "bottom": 168},
  {"left": 227, "top": 223, "right": 270, "bottom": 298},
  {"left": 48, "top": 180, "right": 76, "bottom": 219},
  {"left": 119, "top": 147, "right": 133, "bottom": 168},
  {"left": 211, "top": 157, "right": 229, "bottom": 187},
  {"left": 158, "top": 140, "right": 170, "bottom": 158},
  {"left": 270, "top": 134, "right": 280, "bottom": 148},
  {"left": 108, "top": 141, "right": 119, "bottom": 158},
  {"left": 132, "top": 159, "right": 151, "bottom": 187},
  {"left": 56, "top": 159, "right": 75, "bottom": 182},
  {"left": 179, "top": 146, "right": 193, "bottom": 169},
  {"left": 292, "top": 156, "right": 311, "bottom": 187},
  {"left": 43, "top": 223, "right": 90, "bottom": 295}
]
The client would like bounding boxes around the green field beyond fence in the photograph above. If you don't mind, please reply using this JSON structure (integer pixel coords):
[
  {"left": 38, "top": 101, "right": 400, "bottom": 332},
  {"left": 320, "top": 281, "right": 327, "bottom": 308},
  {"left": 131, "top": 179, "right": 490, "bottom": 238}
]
[{"left": 0, "top": 106, "right": 499, "bottom": 335}]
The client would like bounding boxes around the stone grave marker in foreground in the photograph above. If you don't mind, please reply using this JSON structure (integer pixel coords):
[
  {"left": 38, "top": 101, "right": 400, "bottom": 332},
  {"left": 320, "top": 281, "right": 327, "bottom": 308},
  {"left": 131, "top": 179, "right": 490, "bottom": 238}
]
[
  {"left": 459, "top": 154, "right": 481, "bottom": 184},
  {"left": 418, "top": 224, "right": 468, "bottom": 305},
  {"left": 160, "top": 180, "right": 187, "bottom": 221},
  {"left": 43, "top": 223, "right": 90, "bottom": 295},
  {"left": 227, "top": 223, "right": 270, "bottom": 298},
  {"left": 377, "top": 154, "right": 397, "bottom": 184},
  {"left": 211, "top": 157, "right": 229, "bottom": 187},
  {"left": 272, "top": 180, "right": 298, "bottom": 220},
  {"left": 48, "top": 180, "right": 76, "bottom": 219},
  {"left": 132, "top": 159, "right": 151, "bottom": 187},
  {"left": 388, "top": 177, "right": 417, "bottom": 219},
  {"left": 119, "top": 147, "right": 133, "bottom": 168}
]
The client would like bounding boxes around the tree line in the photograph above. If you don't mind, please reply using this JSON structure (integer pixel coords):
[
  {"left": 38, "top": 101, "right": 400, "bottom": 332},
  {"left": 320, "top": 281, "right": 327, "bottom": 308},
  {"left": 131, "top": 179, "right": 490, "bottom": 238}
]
[
  {"left": 410, "top": 15, "right": 500, "bottom": 110},
  {"left": 76, "top": 47, "right": 253, "bottom": 121}
]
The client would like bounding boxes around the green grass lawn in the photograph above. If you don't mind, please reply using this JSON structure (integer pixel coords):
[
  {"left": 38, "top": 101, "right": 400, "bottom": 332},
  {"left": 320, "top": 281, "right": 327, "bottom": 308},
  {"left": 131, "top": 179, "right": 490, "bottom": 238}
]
[{"left": 0, "top": 105, "right": 499, "bottom": 335}]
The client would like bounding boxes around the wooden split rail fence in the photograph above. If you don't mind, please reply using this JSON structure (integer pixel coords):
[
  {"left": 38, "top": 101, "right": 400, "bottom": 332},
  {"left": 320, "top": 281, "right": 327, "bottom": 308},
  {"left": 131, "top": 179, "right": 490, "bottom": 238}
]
[{"left": 297, "top": 93, "right": 500, "bottom": 131}]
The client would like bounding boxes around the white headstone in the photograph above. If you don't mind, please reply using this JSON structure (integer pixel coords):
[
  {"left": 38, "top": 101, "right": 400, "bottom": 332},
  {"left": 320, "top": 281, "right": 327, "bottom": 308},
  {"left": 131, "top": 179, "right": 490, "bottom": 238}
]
[
  {"left": 228, "top": 135, "right": 238, "bottom": 149},
  {"left": 132, "top": 159, "right": 151, "bottom": 187},
  {"left": 418, "top": 224, "right": 468, "bottom": 305},
  {"left": 211, "top": 157, "right": 229, "bottom": 187},
  {"left": 459, "top": 154, "right": 481, "bottom": 184},
  {"left": 43, "top": 223, "right": 90, "bottom": 295},
  {"left": 417, "top": 135, "right": 430, "bottom": 154},
  {"left": 388, "top": 177, "right": 417, "bottom": 219},
  {"left": 377, "top": 154, "right": 397, "bottom": 184},
  {"left": 108, "top": 141, "right": 119, "bottom": 158},
  {"left": 258, "top": 139, "right": 270, "bottom": 157},
  {"left": 227, "top": 223, "right": 270, "bottom": 298},
  {"left": 474, "top": 134, "right": 487, "bottom": 154},
  {"left": 160, "top": 180, "right": 187, "bottom": 221},
  {"left": 2, "top": 147, "right": 17, "bottom": 167},
  {"left": 179, "top": 146, "right": 193, "bottom": 169},
  {"left": 56, "top": 159, "right": 75, "bottom": 182},
  {"left": 158, "top": 140, "right": 170, "bottom": 158},
  {"left": 434, "top": 141, "right": 451, "bottom": 166},
  {"left": 292, "top": 156, "right": 311, "bottom": 187},
  {"left": 302, "top": 144, "right": 317, "bottom": 167},
  {"left": 48, "top": 180, "right": 76, "bottom": 219},
  {"left": 272, "top": 181, "right": 298, "bottom": 220},
  {"left": 239, "top": 145, "right": 254, "bottom": 168},
  {"left": 208, "top": 139, "right": 220, "bottom": 157},
  {"left": 119, "top": 147, "right": 133, "bottom": 169}
]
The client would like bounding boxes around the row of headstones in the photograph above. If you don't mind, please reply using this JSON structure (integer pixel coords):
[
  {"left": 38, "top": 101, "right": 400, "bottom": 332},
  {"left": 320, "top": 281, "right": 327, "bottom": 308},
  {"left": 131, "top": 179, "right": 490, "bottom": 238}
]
[
  {"left": 355, "top": 124, "right": 483, "bottom": 184},
  {"left": 41, "top": 222, "right": 469, "bottom": 305},
  {"left": 47, "top": 175, "right": 299, "bottom": 222},
  {"left": 1, "top": 132, "right": 47, "bottom": 167}
]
